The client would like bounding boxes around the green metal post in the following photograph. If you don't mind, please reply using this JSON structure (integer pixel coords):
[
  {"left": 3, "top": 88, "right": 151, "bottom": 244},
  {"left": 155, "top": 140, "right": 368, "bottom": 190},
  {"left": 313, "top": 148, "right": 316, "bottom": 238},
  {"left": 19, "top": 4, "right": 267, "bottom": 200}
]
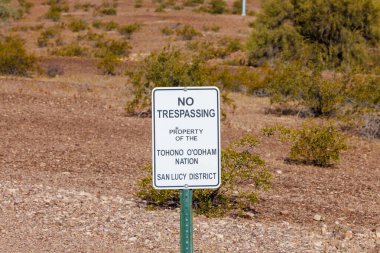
[{"left": 180, "top": 189, "right": 193, "bottom": 253}]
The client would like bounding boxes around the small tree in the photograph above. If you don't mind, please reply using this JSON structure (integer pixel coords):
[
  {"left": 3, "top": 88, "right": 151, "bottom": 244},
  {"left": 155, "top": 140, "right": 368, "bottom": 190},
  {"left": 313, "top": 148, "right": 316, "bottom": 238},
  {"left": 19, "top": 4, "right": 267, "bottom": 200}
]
[
  {"left": 0, "top": 0, "right": 21, "bottom": 20},
  {"left": 247, "top": 0, "right": 380, "bottom": 68},
  {"left": 0, "top": 36, "right": 37, "bottom": 76},
  {"left": 137, "top": 134, "right": 272, "bottom": 217},
  {"left": 126, "top": 48, "right": 213, "bottom": 115}
]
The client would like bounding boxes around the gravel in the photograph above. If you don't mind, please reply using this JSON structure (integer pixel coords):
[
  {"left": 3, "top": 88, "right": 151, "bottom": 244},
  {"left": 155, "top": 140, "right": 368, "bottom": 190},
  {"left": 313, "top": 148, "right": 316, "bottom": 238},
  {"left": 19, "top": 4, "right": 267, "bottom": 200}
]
[{"left": 0, "top": 180, "right": 379, "bottom": 253}]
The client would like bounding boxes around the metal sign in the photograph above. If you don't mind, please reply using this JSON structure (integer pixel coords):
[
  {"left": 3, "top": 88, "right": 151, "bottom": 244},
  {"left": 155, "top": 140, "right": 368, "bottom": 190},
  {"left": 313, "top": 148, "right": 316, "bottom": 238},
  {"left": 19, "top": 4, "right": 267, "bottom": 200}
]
[{"left": 152, "top": 87, "right": 221, "bottom": 189}]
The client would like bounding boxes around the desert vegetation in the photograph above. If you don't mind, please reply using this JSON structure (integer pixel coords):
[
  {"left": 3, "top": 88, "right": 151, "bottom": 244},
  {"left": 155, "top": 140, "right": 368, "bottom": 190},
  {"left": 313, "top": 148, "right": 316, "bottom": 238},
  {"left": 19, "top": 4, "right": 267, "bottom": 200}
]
[
  {"left": 0, "top": 0, "right": 379, "bottom": 251},
  {"left": 138, "top": 134, "right": 272, "bottom": 217}
]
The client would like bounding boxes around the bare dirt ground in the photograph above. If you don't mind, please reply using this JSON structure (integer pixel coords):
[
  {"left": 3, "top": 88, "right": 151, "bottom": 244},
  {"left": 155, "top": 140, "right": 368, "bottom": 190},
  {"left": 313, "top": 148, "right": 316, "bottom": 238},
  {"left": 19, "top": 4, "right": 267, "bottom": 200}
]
[
  {"left": 0, "top": 0, "right": 379, "bottom": 252},
  {"left": 1, "top": 75, "right": 379, "bottom": 252}
]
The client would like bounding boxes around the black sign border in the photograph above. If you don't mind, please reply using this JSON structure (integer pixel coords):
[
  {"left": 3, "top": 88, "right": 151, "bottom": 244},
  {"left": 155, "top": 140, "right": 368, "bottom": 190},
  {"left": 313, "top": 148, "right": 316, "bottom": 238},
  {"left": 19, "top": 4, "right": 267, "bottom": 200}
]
[{"left": 152, "top": 87, "right": 221, "bottom": 189}]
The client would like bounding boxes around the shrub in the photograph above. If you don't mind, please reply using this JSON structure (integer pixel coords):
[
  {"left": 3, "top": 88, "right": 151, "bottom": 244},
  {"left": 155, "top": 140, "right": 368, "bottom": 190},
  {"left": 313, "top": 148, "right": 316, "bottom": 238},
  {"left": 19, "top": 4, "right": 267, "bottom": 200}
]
[
  {"left": 46, "top": 63, "right": 64, "bottom": 77},
  {"left": 68, "top": 18, "right": 88, "bottom": 32},
  {"left": 0, "top": 0, "right": 14, "bottom": 20},
  {"left": 207, "top": 0, "right": 227, "bottom": 14},
  {"left": 73, "top": 2, "right": 95, "bottom": 12},
  {"left": 202, "top": 24, "right": 220, "bottom": 32},
  {"left": 263, "top": 123, "right": 347, "bottom": 167},
  {"left": 247, "top": 0, "right": 380, "bottom": 68},
  {"left": 103, "top": 20, "right": 119, "bottom": 31},
  {"left": 97, "top": 53, "right": 120, "bottom": 75},
  {"left": 96, "top": 1, "right": 118, "bottom": 16},
  {"left": 231, "top": 0, "right": 241, "bottom": 14},
  {"left": 92, "top": 20, "right": 120, "bottom": 31},
  {"left": 17, "top": 0, "right": 33, "bottom": 16},
  {"left": 344, "top": 73, "right": 380, "bottom": 112},
  {"left": 94, "top": 38, "right": 130, "bottom": 57},
  {"left": 289, "top": 124, "right": 347, "bottom": 167},
  {"left": 264, "top": 61, "right": 380, "bottom": 117},
  {"left": 264, "top": 62, "right": 346, "bottom": 116},
  {"left": 0, "top": 0, "right": 26, "bottom": 20},
  {"left": 161, "top": 26, "right": 174, "bottom": 36},
  {"left": 37, "top": 27, "right": 60, "bottom": 47},
  {"left": 359, "top": 112, "right": 380, "bottom": 139},
  {"left": 134, "top": 0, "right": 143, "bottom": 8},
  {"left": 44, "top": 0, "right": 69, "bottom": 21},
  {"left": 183, "top": 0, "right": 204, "bottom": 7},
  {"left": 126, "top": 48, "right": 212, "bottom": 115},
  {"left": 0, "top": 36, "right": 37, "bottom": 76},
  {"left": 50, "top": 42, "right": 89, "bottom": 57},
  {"left": 118, "top": 23, "right": 141, "bottom": 39},
  {"left": 137, "top": 134, "right": 272, "bottom": 217},
  {"left": 176, "top": 24, "right": 201, "bottom": 40},
  {"left": 100, "top": 7, "right": 116, "bottom": 15},
  {"left": 187, "top": 38, "right": 241, "bottom": 61},
  {"left": 211, "top": 67, "right": 262, "bottom": 93}
]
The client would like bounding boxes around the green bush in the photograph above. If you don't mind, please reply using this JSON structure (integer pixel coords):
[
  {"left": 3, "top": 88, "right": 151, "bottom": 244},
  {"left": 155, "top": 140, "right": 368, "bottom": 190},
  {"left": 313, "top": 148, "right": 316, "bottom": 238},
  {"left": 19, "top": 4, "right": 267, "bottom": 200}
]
[
  {"left": 263, "top": 123, "right": 347, "bottom": 167},
  {"left": 264, "top": 62, "right": 380, "bottom": 117},
  {"left": 73, "top": 2, "right": 95, "bottom": 12},
  {"left": 176, "top": 24, "right": 201, "bottom": 40},
  {"left": 0, "top": 0, "right": 14, "bottom": 20},
  {"left": 183, "top": 0, "right": 204, "bottom": 7},
  {"left": 187, "top": 37, "right": 242, "bottom": 61},
  {"left": 126, "top": 48, "right": 213, "bottom": 114},
  {"left": 137, "top": 134, "right": 272, "bottom": 217},
  {"left": 37, "top": 27, "right": 61, "bottom": 47},
  {"left": 118, "top": 23, "right": 142, "bottom": 39},
  {"left": 94, "top": 38, "right": 130, "bottom": 57},
  {"left": 161, "top": 26, "right": 174, "bottom": 36},
  {"left": 68, "top": 18, "right": 88, "bottom": 32},
  {"left": 231, "top": 0, "right": 241, "bottom": 14},
  {"left": 17, "top": 0, "right": 33, "bottom": 16},
  {"left": 207, "top": 0, "right": 227, "bottom": 14},
  {"left": 247, "top": 0, "right": 380, "bottom": 68},
  {"left": 50, "top": 42, "right": 89, "bottom": 57},
  {"left": 100, "top": 7, "right": 116, "bottom": 15},
  {"left": 289, "top": 124, "right": 347, "bottom": 166},
  {"left": 103, "top": 20, "right": 119, "bottom": 31},
  {"left": 134, "top": 0, "right": 143, "bottom": 8},
  {"left": 92, "top": 19, "right": 120, "bottom": 31},
  {"left": 44, "top": 0, "right": 69, "bottom": 21},
  {"left": 96, "top": 1, "right": 118, "bottom": 16},
  {"left": 0, "top": 0, "right": 28, "bottom": 20},
  {"left": 97, "top": 53, "right": 120, "bottom": 75},
  {"left": 0, "top": 36, "right": 37, "bottom": 76},
  {"left": 264, "top": 62, "right": 346, "bottom": 116},
  {"left": 211, "top": 67, "right": 262, "bottom": 93}
]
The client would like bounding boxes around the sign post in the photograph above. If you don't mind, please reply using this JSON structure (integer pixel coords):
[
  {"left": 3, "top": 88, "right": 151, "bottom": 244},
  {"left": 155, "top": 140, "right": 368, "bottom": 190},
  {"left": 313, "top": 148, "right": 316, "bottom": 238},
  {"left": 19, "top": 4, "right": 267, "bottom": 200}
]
[
  {"left": 152, "top": 87, "right": 221, "bottom": 252},
  {"left": 242, "top": 0, "right": 246, "bottom": 16},
  {"left": 180, "top": 189, "right": 193, "bottom": 253}
]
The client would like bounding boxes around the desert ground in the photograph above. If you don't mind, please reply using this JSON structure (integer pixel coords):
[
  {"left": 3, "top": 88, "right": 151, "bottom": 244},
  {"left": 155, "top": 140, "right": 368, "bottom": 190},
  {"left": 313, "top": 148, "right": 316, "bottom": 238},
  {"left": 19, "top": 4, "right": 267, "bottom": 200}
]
[{"left": 0, "top": 0, "right": 379, "bottom": 252}]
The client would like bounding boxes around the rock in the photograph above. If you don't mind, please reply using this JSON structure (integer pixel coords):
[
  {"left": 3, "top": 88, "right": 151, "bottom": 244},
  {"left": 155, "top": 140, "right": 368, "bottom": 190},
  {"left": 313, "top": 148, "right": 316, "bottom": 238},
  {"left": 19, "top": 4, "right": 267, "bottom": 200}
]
[
  {"left": 321, "top": 225, "right": 328, "bottom": 235},
  {"left": 245, "top": 212, "right": 255, "bottom": 219},
  {"left": 8, "top": 188, "right": 18, "bottom": 195},
  {"left": 276, "top": 170, "right": 283, "bottom": 174},
  {"left": 345, "top": 231, "right": 353, "bottom": 240},
  {"left": 39, "top": 162, "right": 46, "bottom": 168},
  {"left": 375, "top": 228, "right": 380, "bottom": 238},
  {"left": 280, "top": 210, "right": 289, "bottom": 215},
  {"left": 314, "top": 241, "right": 323, "bottom": 249},
  {"left": 216, "top": 234, "right": 224, "bottom": 240},
  {"left": 128, "top": 237, "right": 137, "bottom": 242},
  {"left": 313, "top": 214, "right": 323, "bottom": 221}
]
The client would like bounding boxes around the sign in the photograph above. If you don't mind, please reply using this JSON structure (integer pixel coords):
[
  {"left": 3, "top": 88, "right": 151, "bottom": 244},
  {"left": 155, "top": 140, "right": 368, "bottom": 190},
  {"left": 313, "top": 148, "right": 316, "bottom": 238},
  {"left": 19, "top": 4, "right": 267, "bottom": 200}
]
[{"left": 152, "top": 87, "right": 221, "bottom": 189}]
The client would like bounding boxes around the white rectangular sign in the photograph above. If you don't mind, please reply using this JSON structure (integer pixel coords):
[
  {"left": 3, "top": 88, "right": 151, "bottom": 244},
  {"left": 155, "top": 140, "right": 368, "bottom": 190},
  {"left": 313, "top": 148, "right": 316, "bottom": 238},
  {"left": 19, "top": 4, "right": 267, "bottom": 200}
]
[{"left": 152, "top": 87, "right": 221, "bottom": 189}]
